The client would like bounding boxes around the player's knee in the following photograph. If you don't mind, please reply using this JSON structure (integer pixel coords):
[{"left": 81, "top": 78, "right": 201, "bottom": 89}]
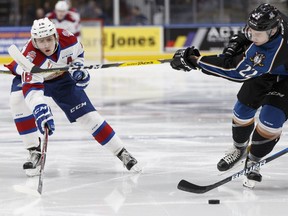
[
  {"left": 9, "top": 91, "right": 26, "bottom": 111},
  {"left": 233, "top": 100, "right": 257, "bottom": 123},
  {"left": 76, "top": 111, "right": 105, "bottom": 132},
  {"left": 250, "top": 105, "right": 285, "bottom": 158},
  {"left": 259, "top": 105, "right": 286, "bottom": 129}
]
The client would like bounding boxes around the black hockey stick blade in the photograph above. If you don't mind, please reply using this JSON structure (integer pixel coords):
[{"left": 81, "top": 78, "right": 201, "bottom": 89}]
[
  {"left": 178, "top": 147, "right": 288, "bottom": 194},
  {"left": 37, "top": 127, "right": 49, "bottom": 195},
  {"left": 178, "top": 177, "right": 231, "bottom": 194}
]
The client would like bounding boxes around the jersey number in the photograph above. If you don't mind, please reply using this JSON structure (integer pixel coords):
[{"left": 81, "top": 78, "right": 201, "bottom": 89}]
[{"left": 239, "top": 65, "right": 258, "bottom": 78}]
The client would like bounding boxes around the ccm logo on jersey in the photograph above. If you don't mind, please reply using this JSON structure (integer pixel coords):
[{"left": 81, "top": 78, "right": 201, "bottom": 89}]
[{"left": 70, "top": 102, "right": 87, "bottom": 113}]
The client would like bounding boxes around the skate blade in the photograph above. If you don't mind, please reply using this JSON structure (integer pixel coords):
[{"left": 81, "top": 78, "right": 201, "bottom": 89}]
[
  {"left": 243, "top": 177, "right": 256, "bottom": 189},
  {"left": 130, "top": 164, "right": 142, "bottom": 173}
]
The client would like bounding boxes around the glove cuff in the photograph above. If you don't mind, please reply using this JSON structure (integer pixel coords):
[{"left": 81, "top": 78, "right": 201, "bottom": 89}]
[{"left": 187, "top": 56, "right": 201, "bottom": 69}]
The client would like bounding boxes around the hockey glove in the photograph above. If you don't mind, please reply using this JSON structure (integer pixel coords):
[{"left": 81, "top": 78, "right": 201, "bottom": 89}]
[
  {"left": 70, "top": 62, "right": 90, "bottom": 90},
  {"left": 170, "top": 46, "right": 201, "bottom": 72},
  {"left": 223, "top": 33, "right": 251, "bottom": 56},
  {"left": 33, "top": 104, "right": 55, "bottom": 135}
]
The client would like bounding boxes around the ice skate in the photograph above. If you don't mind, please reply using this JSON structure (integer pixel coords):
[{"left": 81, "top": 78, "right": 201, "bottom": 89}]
[
  {"left": 117, "top": 148, "right": 141, "bottom": 173},
  {"left": 243, "top": 157, "right": 262, "bottom": 189},
  {"left": 23, "top": 145, "right": 41, "bottom": 177},
  {"left": 217, "top": 145, "right": 248, "bottom": 171}
]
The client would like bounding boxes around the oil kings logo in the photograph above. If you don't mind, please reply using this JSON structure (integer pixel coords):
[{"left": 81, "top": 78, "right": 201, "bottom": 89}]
[
  {"left": 250, "top": 52, "right": 265, "bottom": 67},
  {"left": 70, "top": 102, "right": 87, "bottom": 113}
]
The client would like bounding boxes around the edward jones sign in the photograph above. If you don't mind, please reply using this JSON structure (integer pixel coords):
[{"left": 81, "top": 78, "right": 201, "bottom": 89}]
[{"left": 103, "top": 26, "right": 163, "bottom": 54}]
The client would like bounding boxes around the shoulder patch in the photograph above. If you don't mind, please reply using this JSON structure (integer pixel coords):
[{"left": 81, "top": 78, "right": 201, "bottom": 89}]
[
  {"left": 62, "top": 29, "right": 74, "bottom": 37},
  {"left": 26, "top": 51, "right": 36, "bottom": 63}
]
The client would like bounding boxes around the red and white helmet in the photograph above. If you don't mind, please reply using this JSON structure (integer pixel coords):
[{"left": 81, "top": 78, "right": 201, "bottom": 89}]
[{"left": 31, "top": 17, "right": 58, "bottom": 48}]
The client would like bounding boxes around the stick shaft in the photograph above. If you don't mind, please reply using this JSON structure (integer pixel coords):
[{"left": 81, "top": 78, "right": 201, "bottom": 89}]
[
  {"left": 37, "top": 127, "right": 49, "bottom": 195},
  {"left": 7, "top": 44, "right": 171, "bottom": 75}
]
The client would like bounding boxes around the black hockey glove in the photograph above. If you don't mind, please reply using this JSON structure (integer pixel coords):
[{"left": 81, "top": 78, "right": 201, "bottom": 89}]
[
  {"left": 170, "top": 46, "right": 200, "bottom": 72},
  {"left": 223, "top": 33, "right": 251, "bottom": 57}
]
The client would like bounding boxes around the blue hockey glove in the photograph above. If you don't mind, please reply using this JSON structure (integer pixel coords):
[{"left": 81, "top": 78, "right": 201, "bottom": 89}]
[
  {"left": 33, "top": 104, "right": 55, "bottom": 135},
  {"left": 70, "top": 62, "right": 90, "bottom": 89},
  {"left": 170, "top": 46, "right": 201, "bottom": 72}
]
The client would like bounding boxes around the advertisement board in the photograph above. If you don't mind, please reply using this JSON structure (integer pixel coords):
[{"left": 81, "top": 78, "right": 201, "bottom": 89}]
[
  {"left": 81, "top": 21, "right": 103, "bottom": 62},
  {"left": 0, "top": 26, "right": 164, "bottom": 62},
  {"left": 164, "top": 24, "right": 245, "bottom": 52},
  {"left": 0, "top": 24, "right": 246, "bottom": 63},
  {"left": 0, "top": 27, "right": 30, "bottom": 54},
  {"left": 103, "top": 26, "right": 163, "bottom": 55}
]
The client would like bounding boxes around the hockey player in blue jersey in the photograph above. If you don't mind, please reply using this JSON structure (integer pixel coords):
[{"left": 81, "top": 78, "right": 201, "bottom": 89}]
[
  {"left": 170, "top": 3, "right": 288, "bottom": 188},
  {"left": 6, "top": 17, "right": 141, "bottom": 176}
]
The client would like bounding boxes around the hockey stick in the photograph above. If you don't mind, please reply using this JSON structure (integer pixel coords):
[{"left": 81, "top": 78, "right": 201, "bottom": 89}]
[
  {"left": 177, "top": 147, "right": 288, "bottom": 194},
  {"left": 37, "top": 127, "right": 49, "bottom": 195},
  {"left": 7, "top": 44, "right": 171, "bottom": 74},
  {"left": 12, "top": 128, "right": 49, "bottom": 197},
  {"left": 0, "top": 70, "right": 12, "bottom": 75}
]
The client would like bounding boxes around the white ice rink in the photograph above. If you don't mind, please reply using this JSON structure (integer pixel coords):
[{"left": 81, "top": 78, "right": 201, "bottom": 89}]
[{"left": 1, "top": 63, "right": 288, "bottom": 216}]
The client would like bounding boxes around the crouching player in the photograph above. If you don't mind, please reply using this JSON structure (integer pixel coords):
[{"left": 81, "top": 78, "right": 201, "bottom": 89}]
[{"left": 6, "top": 18, "right": 141, "bottom": 176}]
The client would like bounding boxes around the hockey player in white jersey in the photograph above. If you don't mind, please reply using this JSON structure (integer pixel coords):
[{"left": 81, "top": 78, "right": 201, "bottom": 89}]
[
  {"left": 46, "top": 1, "right": 81, "bottom": 38},
  {"left": 6, "top": 17, "right": 141, "bottom": 176}
]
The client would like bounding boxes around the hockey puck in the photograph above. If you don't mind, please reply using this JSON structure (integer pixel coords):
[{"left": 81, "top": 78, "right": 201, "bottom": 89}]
[{"left": 208, "top": 199, "right": 220, "bottom": 204}]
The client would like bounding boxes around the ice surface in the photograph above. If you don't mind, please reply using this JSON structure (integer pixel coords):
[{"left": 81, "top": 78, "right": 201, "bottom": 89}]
[{"left": 0, "top": 63, "right": 288, "bottom": 216}]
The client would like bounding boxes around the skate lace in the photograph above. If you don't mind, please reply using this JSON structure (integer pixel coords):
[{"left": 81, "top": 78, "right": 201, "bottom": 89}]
[{"left": 223, "top": 148, "right": 241, "bottom": 164}]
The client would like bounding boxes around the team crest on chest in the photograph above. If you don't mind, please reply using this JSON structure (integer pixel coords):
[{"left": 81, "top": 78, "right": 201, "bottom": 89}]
[{"left": 250, "top": 52, "right": 265, "bottom": 67}]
